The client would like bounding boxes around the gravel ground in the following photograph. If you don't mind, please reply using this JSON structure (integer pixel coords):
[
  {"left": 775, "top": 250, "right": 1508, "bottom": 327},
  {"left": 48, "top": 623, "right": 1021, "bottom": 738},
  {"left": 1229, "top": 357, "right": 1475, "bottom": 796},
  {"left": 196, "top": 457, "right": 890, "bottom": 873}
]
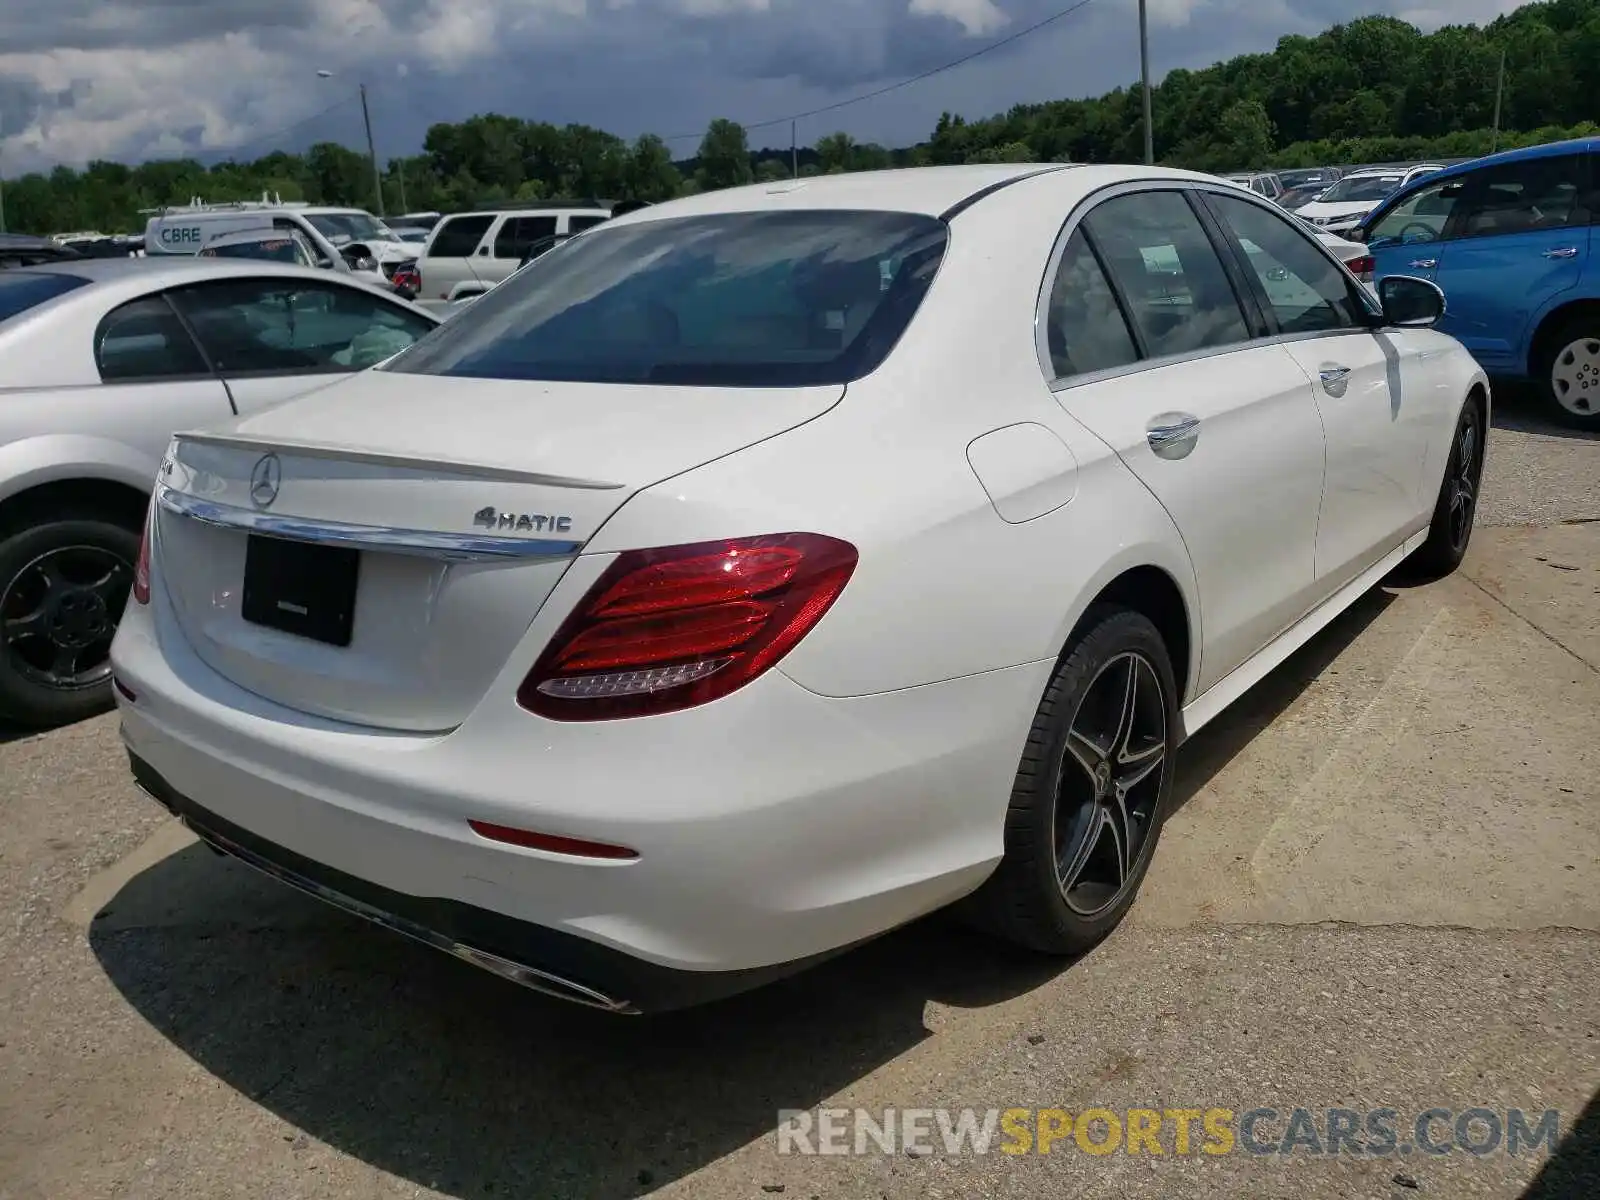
[{"left": 1480, "top": 387, "right": 1599, "bottom": 527}]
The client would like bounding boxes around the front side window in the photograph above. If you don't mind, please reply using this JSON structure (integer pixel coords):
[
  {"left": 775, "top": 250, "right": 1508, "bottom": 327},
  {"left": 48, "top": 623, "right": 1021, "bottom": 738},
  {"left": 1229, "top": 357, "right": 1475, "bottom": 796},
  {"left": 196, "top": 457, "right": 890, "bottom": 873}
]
[
  {"left": 95, "top": 296, "right": 211, "bottom": 382},
  {"left": 1366, "top": 178, "right": 1467, "bottom": 248},
  {"left": 568, "top": 215, "right": 608, "bottom": 233},
  {"left": 1083, "top": 191, "right": 1250, "bottom": 360},
  {"left": 426, "top": 215, "right": 494, "bottom": 259},
  {"left": 167, "top": 279, "right": 436, "bottom": 374},
  {"left": 1454, "top": 154, "right": 1589, "bottom": 240},
  {"left": 385, "top": 210, "right": 949, "bottom": 387},
  {"left": 0, "top": 271, "right": 91, "bottom": 326},
  {"left": 1209, "top": 193, "right": 1362, "bottom": 334},
  {"left": 1043, "top": 230, "right": 1139, "bottom": 380}
]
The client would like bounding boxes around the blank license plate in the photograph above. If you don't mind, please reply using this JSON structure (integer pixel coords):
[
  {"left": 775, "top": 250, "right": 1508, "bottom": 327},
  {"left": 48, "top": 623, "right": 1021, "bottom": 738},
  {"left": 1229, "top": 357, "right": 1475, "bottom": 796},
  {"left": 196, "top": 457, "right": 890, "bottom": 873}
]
[{"left": 241, "top": 535, "right": 359, "bottom": 647}]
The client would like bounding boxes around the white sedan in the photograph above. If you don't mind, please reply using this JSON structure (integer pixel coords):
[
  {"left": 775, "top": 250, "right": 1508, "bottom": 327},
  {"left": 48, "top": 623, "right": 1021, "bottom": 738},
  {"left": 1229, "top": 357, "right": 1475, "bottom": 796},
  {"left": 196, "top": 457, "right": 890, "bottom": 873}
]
[{"left": 110, "top": 164, "right": 1489, "bottom": 1013}]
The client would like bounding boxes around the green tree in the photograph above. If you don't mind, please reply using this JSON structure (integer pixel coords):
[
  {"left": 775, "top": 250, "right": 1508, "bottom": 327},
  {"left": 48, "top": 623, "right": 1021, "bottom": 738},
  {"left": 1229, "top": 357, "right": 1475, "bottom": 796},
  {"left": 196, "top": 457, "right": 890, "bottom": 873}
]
[
  {"left": 815, "top": 131, "right": 856, "bottom": 174},
  {"left": 622, "top": 134, "right": 683, "bottom": 201},
  {"left": 695, "top": 118, "right": 753, "bottom": 191}
]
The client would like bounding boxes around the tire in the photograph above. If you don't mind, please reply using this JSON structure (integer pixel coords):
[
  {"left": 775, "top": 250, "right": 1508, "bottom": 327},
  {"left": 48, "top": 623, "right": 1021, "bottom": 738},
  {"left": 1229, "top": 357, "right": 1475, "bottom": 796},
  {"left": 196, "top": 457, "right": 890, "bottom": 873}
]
[
  {"left": 963, "top": 606, "right": 1178, "bottom": 956},
  {"left": 0, "top": 515, "right": 140, "bottom": 729},
  {"left": 1408, "top": 393, "right": 1486, "bottom": 579},
  {"left": 1535, "top": 316, "right": 1600, "bottom": 432}
]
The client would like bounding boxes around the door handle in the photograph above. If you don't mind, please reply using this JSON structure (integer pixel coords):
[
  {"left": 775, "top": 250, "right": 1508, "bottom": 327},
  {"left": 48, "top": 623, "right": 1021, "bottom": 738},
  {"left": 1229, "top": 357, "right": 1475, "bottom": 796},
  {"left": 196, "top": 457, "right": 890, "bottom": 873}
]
[
  {"left": 1543, "top": 246, "right": 1580, "bottom": 259},
  {"left": 1319, "top": 365, "right": 1352, "bottom": 398},
  {"left": 1409, "top": 258, "right": 1438, "bottom": 269},
  {"left": 1146, "top": 412, "right": 1201, "bottom": 459}
]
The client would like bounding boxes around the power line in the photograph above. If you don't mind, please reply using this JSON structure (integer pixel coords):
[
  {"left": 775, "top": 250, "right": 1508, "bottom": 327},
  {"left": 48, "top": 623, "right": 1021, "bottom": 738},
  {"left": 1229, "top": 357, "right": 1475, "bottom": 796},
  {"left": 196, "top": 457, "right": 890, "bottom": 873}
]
[
  {"left": 662, "top": 0, "right": 1102, "bottom": 143},
  {"left": 198, "top": 94, "right": 359, "bottom": 164}
]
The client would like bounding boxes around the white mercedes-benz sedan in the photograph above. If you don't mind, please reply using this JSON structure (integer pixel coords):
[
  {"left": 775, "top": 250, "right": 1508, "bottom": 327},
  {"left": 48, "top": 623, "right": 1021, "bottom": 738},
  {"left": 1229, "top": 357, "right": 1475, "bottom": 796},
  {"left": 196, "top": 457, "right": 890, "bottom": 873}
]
[{"left": 110, "top": 164, "right": 1489, "bottom": 1013}]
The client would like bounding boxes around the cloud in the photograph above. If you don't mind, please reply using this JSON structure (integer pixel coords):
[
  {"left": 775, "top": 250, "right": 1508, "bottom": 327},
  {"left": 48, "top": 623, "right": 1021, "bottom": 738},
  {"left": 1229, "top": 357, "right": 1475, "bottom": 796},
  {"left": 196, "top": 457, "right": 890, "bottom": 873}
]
[{"left": 0, "top": 0, "right": 1535, "bottom": 173}]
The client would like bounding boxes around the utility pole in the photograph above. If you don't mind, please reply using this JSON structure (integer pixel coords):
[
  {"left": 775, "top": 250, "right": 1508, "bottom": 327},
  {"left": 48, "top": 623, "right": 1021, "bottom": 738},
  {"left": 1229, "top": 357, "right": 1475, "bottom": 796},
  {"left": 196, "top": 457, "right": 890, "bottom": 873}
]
[
  {"left": 1490, "top": 47, "right": 1507, "bottom": 154},
  {"left": 1139, "top": 0, "right": 1154, "bottom": 165},
  {"left": 396, "top": 160, "right": 409, "bottom": 214},
  {"left": 791, "top": 120, "right": 798, "bottom": 179},
  {"left": 359, "top": 83, "right": 385, "bottom": 216},
  {"left": 0, "top": 145, "right": 6, "bottom": 234}
]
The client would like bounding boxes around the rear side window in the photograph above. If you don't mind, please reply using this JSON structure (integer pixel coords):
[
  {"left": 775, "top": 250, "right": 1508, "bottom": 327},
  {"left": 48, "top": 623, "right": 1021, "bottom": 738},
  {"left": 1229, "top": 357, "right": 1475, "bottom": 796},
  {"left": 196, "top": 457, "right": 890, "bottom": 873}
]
[
  {"left": 1455, "top": 153, "right": 1589, "bottom": 239},
  {"left": 427, "top": 215, "right": 494, "bottom": 258},
  {"left": 1084, "top": 191, "right": 1251, "bottom": 359},
  {"left": 494, "top": 216, "right": 559, "bottom": 259},
  {"left": 1043, "top": 230, "right": 1139, "bottom": 380},
  {"left": 385, "top": 210, "right": 949, "bottom": 387},
  {"left": 96, "top": 297, "right": 211, "bottom": 382},
  {"left": 0, "top": 272, "right": 91, "bottom": 324}
]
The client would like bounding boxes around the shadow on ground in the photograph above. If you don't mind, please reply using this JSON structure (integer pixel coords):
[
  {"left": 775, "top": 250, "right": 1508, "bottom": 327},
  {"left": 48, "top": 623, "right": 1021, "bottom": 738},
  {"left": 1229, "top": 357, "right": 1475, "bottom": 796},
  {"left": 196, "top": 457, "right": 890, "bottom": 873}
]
[
  {"left": 88, "top": 579, "right": 1394, "bottom": 1199},
  {"left": 1521, "top": 1087, "right": 1600, "bottom": 1198},
  {"left": 1490, "top": 382, "right": 1599, "bottom": 441}
]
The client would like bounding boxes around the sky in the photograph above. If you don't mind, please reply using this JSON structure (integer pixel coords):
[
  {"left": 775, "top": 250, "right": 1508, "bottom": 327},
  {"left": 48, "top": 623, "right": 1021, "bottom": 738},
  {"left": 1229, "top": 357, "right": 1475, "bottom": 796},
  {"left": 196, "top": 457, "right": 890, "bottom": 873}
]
[{"left": 0, "top": 0, "right": 1530, "bottom": 174}]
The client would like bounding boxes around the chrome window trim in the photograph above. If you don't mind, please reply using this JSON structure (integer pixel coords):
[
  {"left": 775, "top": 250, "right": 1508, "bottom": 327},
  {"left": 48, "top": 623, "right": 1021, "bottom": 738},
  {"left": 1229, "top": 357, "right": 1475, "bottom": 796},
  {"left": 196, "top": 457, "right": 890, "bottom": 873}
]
[
  {"left": 155, "top": 484, "right": 583, "bottom": 561},
  {"left": 1035, "top": 179, "right": 1384, "bottom": 392}
]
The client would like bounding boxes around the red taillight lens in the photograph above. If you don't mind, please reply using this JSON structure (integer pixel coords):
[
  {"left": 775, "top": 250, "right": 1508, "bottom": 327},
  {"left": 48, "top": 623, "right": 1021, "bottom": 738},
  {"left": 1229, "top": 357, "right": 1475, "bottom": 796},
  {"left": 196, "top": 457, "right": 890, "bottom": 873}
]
[
  {"left": 132, "top": 506, "right": 151, "bottom": 605},
  {"left": 1348, "top": 255, "right": 1375, "bottom": 281},
  {"left": 518, "top": 533, "right": 857, "bottom": 721}
]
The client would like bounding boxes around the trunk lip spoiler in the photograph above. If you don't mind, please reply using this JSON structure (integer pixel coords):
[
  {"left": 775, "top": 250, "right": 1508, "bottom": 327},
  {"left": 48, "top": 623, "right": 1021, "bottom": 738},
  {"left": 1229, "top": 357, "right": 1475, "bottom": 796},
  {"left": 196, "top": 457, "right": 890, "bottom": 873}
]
[
  {"left": 171, "top": 430, "right": 626, "bottom": 491},
  {"left": 155, "top": 484, "right": 584, "bottom": 562}
]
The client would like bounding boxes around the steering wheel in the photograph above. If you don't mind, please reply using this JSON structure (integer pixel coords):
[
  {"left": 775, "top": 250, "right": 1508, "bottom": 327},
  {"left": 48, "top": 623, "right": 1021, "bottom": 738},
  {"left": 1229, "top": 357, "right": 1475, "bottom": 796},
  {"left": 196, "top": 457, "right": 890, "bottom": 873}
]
[{"left": 1396, "top": 221, "right": 1439, "bottom": 243}]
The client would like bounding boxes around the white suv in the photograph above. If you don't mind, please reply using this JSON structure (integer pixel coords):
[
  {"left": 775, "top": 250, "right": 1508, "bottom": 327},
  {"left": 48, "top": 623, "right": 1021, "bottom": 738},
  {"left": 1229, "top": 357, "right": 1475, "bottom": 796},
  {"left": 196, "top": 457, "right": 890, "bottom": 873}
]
[{"left": 415, "top": 204, "right": 611, "bottom": 307}]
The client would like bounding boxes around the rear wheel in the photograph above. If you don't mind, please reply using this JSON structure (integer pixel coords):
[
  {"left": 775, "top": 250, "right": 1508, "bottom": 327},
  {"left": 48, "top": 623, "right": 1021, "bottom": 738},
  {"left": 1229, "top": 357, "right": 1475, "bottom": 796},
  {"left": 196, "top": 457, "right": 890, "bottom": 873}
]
[
  {"left": 0, "top": 516, "right": 139, "bottom": 728},
  {"left": 1409, "top": 394, "right": 1485, "bottom": 578},
  {"left": 1537, "top": 316, "right": 1600, "bottom": 431},
  {"left": 965, "top": 607, "right": 1177, "bottom": 956}
]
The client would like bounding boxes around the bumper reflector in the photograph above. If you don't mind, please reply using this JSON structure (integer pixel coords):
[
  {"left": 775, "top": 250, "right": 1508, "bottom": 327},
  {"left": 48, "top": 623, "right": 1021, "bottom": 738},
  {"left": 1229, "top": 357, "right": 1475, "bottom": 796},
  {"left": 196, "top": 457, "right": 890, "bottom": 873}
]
[{"left": 468, "top": 820, "right": 639, "bottom": 861}]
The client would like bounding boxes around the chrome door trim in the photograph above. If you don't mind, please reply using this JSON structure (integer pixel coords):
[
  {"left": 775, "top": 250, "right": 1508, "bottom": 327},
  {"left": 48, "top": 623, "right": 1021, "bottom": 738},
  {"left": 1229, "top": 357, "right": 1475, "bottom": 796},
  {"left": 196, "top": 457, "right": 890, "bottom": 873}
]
[{"left": 155, "top": 485, "right": 584, "bottom": 561}]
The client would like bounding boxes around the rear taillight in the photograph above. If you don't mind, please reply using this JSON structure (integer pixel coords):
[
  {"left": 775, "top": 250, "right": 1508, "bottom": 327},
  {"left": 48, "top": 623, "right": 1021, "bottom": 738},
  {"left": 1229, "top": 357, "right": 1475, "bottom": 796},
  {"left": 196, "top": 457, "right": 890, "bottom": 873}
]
[
  {"left": 1348, "top": 255, "right": 1375, "bottom": 282},
  {"left": 518, "top": 533, "right": 857, "bottom": 720},
  {"left": 132, "top": 506, "right": 151, "bottom": 605}
]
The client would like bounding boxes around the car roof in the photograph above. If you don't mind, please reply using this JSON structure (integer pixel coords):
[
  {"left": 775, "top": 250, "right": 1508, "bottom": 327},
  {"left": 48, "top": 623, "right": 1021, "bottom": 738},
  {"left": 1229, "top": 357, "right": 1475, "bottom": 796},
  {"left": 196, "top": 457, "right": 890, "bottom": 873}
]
[
  {"left": 605, "top": 165, "right": 1069, "bottom": 222},
  {"left": 1412, "top": 136, "right": 1600, "bottom": 187},
  {"left": 16, "top": 256, "right": 370, "bottom": 287}
]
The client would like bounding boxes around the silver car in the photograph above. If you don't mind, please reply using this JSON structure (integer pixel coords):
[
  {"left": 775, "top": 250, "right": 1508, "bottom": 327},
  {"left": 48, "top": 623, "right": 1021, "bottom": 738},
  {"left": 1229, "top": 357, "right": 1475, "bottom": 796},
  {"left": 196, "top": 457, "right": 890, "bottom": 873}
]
[{"left": 0, "top": 257, "right": 440, "bottom": 727}]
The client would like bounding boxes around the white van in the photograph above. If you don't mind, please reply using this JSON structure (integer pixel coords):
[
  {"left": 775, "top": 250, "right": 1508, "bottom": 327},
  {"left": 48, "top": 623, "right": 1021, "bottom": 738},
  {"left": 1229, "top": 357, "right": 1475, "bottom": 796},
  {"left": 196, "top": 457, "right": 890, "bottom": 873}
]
[
  {"left": 415, "top": 202, "right": 611, "bottom": 303},
  {"left": 143, "top": 197, "right": 417, "bottom": 285}
]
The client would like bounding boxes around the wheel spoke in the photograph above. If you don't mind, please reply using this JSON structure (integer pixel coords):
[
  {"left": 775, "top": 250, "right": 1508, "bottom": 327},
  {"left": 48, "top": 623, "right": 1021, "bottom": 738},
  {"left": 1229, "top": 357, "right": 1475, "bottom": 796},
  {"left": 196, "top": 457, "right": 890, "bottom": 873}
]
[
  {"left": 1110, "top": 656, "right": 1139, "bottom": 762},
  {"left": 1057, "top": 805, "right": 1103, "bottom": 892},
  {"left": 3, "top": 605, "right": 47, "bottom": 641},
  {"left": 87, "top": 562, "right": 129, "bottom": 604},
  {"left": 1117, "top": 748, "right": 1165, "bottom": 794},
  {"left": 49, "top": 645, "right": 80, "bottom": 679},
  {"left": 32, "top": 559, "right": 65, "bottom": 593},
  {"left": 1064, "top": 727, "right": 1106, "bottom": 785},
  {"left": 1102, "top": 795, "right": 1131, "bottom": 886}
]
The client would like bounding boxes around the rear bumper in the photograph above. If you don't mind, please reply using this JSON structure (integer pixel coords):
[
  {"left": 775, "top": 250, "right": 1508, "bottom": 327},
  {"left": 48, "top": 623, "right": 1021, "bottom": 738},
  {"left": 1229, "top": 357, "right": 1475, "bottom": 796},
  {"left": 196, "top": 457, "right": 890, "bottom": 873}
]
[
  {"left": 110, "top": 581, "right": 1050, "bottom": 1008},
  {"left": 127, "top": 753, "right": 838, "bottom": 1014}
]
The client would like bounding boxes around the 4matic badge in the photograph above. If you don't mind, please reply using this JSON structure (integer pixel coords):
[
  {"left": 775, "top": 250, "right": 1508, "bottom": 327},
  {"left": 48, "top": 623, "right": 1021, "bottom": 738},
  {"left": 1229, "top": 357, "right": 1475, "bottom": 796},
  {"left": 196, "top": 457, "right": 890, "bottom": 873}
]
[{"left": 473, "top": 507, "right": 574, "bottom": 534}]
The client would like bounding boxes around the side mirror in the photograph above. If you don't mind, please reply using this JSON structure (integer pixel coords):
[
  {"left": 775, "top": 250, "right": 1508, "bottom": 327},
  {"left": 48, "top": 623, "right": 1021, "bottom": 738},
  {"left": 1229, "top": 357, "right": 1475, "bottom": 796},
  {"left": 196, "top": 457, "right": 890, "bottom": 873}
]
[{"left": 1378, "top": 275, "right": 1446, "bottom": 328}]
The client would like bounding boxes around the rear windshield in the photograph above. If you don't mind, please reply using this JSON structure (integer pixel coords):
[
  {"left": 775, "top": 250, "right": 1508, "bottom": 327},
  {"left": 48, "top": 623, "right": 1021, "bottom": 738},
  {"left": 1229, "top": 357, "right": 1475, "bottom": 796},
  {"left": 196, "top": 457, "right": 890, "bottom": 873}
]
[
  {"left": 383, "top": 210, "right": 949, "bottom": 387},
  {"left": 0, "top": 272, "right": 91, "bottom": 324},
  {"left": 1319, "top": 175, "right": 1403, "bottom": 203}
]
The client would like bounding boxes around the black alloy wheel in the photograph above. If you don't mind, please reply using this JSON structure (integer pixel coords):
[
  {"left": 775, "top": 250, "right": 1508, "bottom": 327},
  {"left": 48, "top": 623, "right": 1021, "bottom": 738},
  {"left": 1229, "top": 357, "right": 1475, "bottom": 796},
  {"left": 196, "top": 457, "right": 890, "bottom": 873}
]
[
  {"left": 1053, "top": 651, "right": 1168, "bottom": 917},
  {"left": 0, "top": 517, "right": 140, "bottom": 728}
]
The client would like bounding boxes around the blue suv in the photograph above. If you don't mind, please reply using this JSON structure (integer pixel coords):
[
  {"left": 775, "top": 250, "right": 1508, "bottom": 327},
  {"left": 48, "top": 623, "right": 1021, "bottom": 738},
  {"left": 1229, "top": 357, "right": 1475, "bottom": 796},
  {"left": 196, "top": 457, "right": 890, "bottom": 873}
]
[{"left": 1360, "top": 136, "right": 1599, "bottom": 429}]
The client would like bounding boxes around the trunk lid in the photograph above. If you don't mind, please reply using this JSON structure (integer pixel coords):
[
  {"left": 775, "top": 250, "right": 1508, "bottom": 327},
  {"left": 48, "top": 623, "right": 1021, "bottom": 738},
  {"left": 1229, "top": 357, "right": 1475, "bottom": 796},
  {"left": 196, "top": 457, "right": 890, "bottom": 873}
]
[{"left": 154, "top": 370, "right": 842, "bottom": 731}]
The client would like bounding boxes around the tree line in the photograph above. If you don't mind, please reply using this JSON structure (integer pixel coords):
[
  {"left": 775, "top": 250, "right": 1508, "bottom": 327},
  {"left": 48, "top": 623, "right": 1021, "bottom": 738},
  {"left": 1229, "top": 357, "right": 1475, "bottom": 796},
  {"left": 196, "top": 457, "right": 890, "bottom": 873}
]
[{"left": 5, "top": 0, "right": 1598, "bottom": 237}]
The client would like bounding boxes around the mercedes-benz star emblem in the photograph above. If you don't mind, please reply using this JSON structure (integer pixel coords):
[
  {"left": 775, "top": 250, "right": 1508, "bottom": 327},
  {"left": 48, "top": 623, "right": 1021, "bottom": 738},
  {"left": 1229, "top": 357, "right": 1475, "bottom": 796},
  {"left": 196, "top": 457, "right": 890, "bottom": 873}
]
[{"left": 249, "top": 453, "right": 282, "bottom": 509}]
